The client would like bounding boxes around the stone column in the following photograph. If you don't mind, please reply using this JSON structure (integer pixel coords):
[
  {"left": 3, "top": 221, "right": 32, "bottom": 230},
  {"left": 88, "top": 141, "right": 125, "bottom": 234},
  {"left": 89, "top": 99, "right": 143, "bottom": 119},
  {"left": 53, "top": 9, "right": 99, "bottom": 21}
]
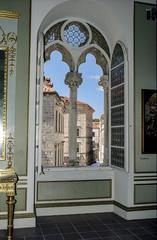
[
  {"left": 98, "top": 75, "right": 109, "bottom": 166},
  {"left": 65, "top": 72, "right": 82, "bottom": 166}
]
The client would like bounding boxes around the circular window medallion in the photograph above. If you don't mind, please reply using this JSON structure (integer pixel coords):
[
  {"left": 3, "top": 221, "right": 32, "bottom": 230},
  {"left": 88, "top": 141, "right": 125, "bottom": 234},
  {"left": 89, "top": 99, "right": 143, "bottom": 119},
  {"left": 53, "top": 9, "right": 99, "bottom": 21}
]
[{"left": 62, "top": 21, "right": 89, "bottom": 48}]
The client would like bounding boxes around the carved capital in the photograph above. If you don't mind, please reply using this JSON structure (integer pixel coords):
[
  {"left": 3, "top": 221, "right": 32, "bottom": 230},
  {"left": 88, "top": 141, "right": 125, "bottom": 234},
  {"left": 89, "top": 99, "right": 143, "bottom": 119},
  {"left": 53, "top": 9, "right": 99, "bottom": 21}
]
[
  {"left": 98, "top": 75, "right": 109, "bottom": 89},
  {"left": 65, "top": 72, "right": 82, "bottom": 88}
]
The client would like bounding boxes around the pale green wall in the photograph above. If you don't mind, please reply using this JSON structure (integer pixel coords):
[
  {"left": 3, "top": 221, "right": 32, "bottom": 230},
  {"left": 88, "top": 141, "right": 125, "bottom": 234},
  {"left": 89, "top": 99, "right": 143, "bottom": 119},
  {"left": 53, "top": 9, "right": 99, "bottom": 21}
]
[
  {"left": 0, "top": 188, "right": 27, "bottom": 212},
  {"left": 134, "top": 184, "right": 157, "bottom": 204},
  {"left": 134, "top": 2, "right": 156, "bottom": 172},
  {"left": 0, "top": 0, "right": 31, "bottom": 176},
  {"left": 37, "top": 180, "right": 112, "bottom": 201},
  {"left": 0, "top": 0, "right": 30, "bottom": 215}
]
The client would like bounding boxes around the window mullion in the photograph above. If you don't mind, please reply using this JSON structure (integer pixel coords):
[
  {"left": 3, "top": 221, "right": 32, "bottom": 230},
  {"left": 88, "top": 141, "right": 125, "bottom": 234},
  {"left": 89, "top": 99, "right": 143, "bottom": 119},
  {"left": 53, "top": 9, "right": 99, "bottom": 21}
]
[{"left": 36, "top": 33, "right": 44, "bottom": 174}]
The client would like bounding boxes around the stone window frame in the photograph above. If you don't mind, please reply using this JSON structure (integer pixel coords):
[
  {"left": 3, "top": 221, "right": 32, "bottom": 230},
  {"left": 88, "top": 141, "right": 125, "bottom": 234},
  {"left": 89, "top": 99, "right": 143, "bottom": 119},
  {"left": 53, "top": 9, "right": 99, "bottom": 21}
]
[{"left": 35, "top": 18, "right": 129, "bottom": 172}]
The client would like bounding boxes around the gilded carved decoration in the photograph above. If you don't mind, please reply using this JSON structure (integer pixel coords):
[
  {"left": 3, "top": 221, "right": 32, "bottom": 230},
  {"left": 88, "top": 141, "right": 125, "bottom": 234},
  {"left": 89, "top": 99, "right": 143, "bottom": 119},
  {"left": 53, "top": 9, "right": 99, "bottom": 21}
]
[
  {"left": 0, "top": 26, "right": 17, "bottom": 75},
  {"left": 0, "top": 10, "right": 20, "bottom": 20},
  {"left": 0, "top": 133, "right": 17, "bottom": 195},
  {"left": 0, "top": 133, "right": 18, "bottom": 240}
]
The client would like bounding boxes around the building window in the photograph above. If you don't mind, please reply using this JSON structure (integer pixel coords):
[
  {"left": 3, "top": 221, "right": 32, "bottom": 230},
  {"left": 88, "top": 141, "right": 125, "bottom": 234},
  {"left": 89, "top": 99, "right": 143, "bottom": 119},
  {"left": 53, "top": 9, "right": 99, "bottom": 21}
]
[
  {"left": 77, "top": 128, "right": 80, "bottom": 137},
  {"left": 77, "top": 142, "right": 80, "bottom": 153},
  {"left": 56, "top": 110, "right": 58, "bottom": 132}
]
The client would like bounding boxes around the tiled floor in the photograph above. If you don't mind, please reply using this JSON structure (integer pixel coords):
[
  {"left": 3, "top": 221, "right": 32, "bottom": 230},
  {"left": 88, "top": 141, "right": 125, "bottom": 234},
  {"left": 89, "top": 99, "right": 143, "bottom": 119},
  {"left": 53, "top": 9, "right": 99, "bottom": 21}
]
[{"left": 0, "top": 213, "right": 157, "bottom": 239}]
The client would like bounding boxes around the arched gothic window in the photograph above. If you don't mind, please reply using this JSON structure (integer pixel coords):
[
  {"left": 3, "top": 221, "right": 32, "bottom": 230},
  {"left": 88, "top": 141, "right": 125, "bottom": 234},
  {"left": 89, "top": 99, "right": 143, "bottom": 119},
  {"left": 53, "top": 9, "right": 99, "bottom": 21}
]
[
  {"left": 110, "top": 43, "right": 128, "bottom": 170},
  {"left": 36, "top": 19, "right": 127, "bottom": 172}
]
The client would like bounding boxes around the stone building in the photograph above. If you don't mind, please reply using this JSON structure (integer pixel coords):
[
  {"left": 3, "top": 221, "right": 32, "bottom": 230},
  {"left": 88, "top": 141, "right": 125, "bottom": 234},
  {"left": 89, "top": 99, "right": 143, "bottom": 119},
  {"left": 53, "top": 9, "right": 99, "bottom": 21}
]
[
  {"left": 92, "top": 120, "right": 100, "bottom": 161},
  {"left": 42, "top": 77, "right": 65, "bottom": 167},
  {"left": 99, "top": 114, "right": 104, "bottom": 164},
  {"left": 62, "top": 97, "right": 94, "bottom": 166}
]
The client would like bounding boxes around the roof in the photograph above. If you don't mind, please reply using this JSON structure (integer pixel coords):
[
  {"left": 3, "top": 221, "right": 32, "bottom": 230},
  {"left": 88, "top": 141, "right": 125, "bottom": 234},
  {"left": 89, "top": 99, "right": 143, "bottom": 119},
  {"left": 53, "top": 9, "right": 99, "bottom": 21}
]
[
  {"left": 61, "top": 96, "right": 95, "bottom": 112},
  {"left": 92, "top": 122, "right": 100, "bottom": 129}
]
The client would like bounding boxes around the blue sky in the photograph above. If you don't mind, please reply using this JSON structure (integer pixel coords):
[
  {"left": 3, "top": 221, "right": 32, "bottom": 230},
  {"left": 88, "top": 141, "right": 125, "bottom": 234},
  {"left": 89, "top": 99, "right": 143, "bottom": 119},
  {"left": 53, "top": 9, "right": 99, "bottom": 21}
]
[{"left": 44, "top": 51, "right": 104, "bottom": 118}]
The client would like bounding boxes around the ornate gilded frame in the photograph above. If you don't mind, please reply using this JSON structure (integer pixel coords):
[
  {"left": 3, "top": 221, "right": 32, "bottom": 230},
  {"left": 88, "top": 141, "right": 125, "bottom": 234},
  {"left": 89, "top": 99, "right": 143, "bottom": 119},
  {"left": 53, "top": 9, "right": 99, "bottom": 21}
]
[{"left": 0, "top": 47, "right": 8, "bottom": 160}]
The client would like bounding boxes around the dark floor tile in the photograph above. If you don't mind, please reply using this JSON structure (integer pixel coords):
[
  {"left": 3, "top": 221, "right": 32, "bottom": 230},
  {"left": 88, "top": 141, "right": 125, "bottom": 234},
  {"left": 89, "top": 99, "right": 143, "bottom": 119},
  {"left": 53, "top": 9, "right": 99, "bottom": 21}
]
[
  {"left": 25, "top": 237, "right": 44, "bottom": 240},
  {"left": 58, "top": 225, "right": 76, "bottom": 233},
  {"left": 0, "top": 238, "right": 24, "bottom": 240},
  {"left": 90, "top": 224, "right": 109, "bottom": 232},
  {"left": 70, "top": 219, "right": 88, "bottom": 225},
  {"left": 107, "top": 223, "right": 126, "bottom": 230},
  {"left": 129, "top": 229, "right": 150, "bottom": 236},
  {"left": 0, "top": 214, "right": 156, "bottom": 240},
  {"left": 15, "top": 238, "right": 26, "bottom": 240},
  {"left": 83, "top": 238, "right": 101, "bottom": 240},
  {"left": 62, "top": 232, "right": 82, "bottom": 239},
  {"left": 141, "top": 225, "right": 157, "bottom": 233},
  {"left": 118, "top": 234, "right": 139, "bottom": 240},
  {"left": 80, "top": 231, "right": 100, "bottom": 239},
  {"left": 97, "top": 230, "right": 117, "bottom": 238},
  {"left": 14, "top": 227, "right": 42, "bottom": 237},
  {"left": 45, "top": 233, "right": 64, "bottom": 240},
  {"left": 112, "top": 229, "right": 132, "bottom": 235},
  {"left": 40, "top": 226, "right": 60, "bottom": 235},
  {"left": 138, "top": 234, "right": 157, "bottom": 240},
  {"left": 0, "top": 230, "right": 6, "bottom": 237},
  {"left": 86, "top": 219, "right": 102, "bottom": 224},
  {"left": 75, "top": 225, "right": 93, "bottom": 232},
  {"left": 101, "top": 219, "right": 119, "bottom": 224},
  {"left": 37, "top": 216, "right": 57, "bottom": 224},
  {"left": 57, "top": 222, "right": 73, "bottom": 228},
  {"left": 100, "top": 237, "right": 120, "bottom": 240}
]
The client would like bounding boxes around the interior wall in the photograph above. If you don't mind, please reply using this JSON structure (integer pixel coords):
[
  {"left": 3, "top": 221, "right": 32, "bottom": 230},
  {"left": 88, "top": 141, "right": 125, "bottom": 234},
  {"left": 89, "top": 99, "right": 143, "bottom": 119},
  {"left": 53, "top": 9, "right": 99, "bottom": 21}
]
[
  {"left": 0, "top": 0, "right": 35, "bottom": 225},
  {"left": 134, "top": 2, "right": 157, "bottom": 173},
  {"left": 31, "top": 0, "right": 135, "bottom": 217}
]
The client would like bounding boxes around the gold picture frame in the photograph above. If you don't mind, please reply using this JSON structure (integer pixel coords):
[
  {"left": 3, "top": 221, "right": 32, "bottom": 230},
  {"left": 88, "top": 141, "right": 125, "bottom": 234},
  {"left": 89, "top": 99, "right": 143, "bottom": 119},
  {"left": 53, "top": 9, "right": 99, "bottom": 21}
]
[{"left": 0, "top": 47, "right": 8, "bottom": 160}]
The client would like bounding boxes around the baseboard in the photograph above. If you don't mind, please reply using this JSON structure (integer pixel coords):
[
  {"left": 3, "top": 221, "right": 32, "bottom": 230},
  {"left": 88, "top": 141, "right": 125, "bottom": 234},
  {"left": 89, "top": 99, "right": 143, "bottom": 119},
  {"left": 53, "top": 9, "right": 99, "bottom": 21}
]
[
  {"left": 36, "top": 200, "right": 157, "bottom": 220},
  {"left": 36, "top": 204, "right": 113, "bottom": 216},
  {"left": 114, "top": 204, "right": 157, "bottom": 220}
]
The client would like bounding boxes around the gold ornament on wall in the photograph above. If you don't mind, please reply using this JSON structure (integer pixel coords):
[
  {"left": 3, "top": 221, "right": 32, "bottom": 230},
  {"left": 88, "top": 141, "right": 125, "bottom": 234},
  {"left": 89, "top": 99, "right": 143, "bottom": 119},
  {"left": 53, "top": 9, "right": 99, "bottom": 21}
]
[{"left": 0, "top": 25, "right": 17, "bottom": 75}]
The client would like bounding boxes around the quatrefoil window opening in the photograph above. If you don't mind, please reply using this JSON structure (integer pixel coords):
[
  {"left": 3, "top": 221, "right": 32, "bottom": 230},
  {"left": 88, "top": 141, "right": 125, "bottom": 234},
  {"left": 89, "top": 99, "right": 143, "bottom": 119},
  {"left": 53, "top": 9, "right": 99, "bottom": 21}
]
[{"left": 63, "top": 22, "right": 89, "bottom": 48}]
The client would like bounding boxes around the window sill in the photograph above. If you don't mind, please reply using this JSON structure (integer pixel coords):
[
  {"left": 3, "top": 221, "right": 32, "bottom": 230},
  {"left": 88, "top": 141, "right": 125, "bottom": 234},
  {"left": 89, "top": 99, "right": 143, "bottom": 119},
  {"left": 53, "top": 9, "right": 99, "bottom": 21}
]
[
  {"left": 43, "top": 166, "right": 113, "bottom": 172},
  {"left": 36, "top": 166, "right": 114, "bottom": 181}
]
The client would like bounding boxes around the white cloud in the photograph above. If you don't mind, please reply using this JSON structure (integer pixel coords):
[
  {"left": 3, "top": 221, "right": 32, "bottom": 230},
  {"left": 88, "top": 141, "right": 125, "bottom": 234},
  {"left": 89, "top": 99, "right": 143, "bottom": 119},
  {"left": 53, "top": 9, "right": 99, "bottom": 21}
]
[
  {"left": 98, "top": 86, "right": 103, "bottom": 92},
  {"left": 88, "top": 75, "right": 101, "bottom": 81}
]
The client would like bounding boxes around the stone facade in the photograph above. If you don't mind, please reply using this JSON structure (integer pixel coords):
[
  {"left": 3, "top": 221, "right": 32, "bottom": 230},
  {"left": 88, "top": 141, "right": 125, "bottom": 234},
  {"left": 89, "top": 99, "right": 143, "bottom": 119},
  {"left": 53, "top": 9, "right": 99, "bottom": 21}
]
[
  {"left": 99, "top": 114, "right": 104, "bottom": 164},
  {"left": 42, "top": 80, "right": 95, "bottom": 167},
  {"left": 62, "top": 97, "right": 94, "bottom": 166},
  {"left": 92, "top": 121, "right": 100, "bottom": 161},
  {"left": 42, "top": 77, "right": 65, "bottom": 167}
]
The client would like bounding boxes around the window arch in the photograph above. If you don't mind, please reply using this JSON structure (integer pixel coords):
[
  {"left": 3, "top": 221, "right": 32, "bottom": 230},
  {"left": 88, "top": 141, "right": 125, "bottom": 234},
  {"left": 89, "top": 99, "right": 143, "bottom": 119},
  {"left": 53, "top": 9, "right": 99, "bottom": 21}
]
[
  {"left": 36, "top": 18, "right": 112, "bottom": 171},
  {"left": 110, "top": 42, "right": 128, "bottom": 170}
]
